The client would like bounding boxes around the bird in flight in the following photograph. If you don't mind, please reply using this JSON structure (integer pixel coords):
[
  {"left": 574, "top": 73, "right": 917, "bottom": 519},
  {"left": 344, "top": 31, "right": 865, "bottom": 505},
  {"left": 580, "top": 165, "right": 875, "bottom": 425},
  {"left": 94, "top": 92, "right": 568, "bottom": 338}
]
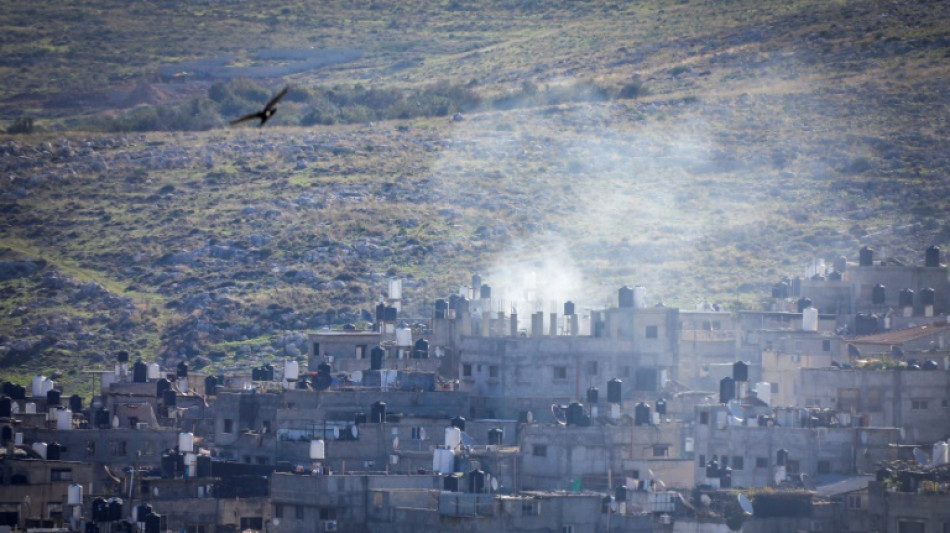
[{"left": 230, "top": 86, "right": 289, "bottom": 127}]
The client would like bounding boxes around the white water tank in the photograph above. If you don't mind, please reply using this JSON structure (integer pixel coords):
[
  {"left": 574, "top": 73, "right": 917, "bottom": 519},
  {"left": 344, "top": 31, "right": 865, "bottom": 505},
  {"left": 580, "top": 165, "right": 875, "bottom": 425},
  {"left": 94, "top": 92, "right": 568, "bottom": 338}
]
[
  {"left": 147, "top": 363, "right": 161, "bottom": 380},
  {"left": 32, "top": 376, "right": 52, "bottom": 397},
  {"left": 934, "top": 441, "right": 949, "bottom": 466},
  {"left": 56, "top": 409, "right": 73, "bottom": 431},
  {"left": 444, "top": 426, "right": 461, "bottom": 449},
  {"left": 753, "top": 382, "right": 772, "bottom": 406},
  {"left": 25, "top": 402, "right": 36, "bottom": 414},
  {"left": 32, "top": 441, "right": 48, "bottom": 459},
  {"left": 179, "top": 432, "right": 195, "bottom": 453},
  {"left": 310, "top": 439, "right": 325, "bottom": 460},
  {"left": 802, "top": 307, "right": 818, "bottom": 332},
  {"left": 633, "top": 286, "right": 647, "bottom": 309},
  {"left": 14, "top": 433, "right": 23, "bottom": 445},
  {"left": 184, "top": 452, "right": 197, "bottom": 477},
  {"left": 389, "top": 279, "right": 402, "bottom": 300},
  {"left": 432, "top": 447, "right": 455, "bottom": 474},
  {"left": 68, "top": 483, "right": 83, "bottom": 505},
  {"left": 284, "top": 360, "right": 299, "bottom": 381},
  {"left": 396, "top": 328, "right": 412, "bottom": 347}
]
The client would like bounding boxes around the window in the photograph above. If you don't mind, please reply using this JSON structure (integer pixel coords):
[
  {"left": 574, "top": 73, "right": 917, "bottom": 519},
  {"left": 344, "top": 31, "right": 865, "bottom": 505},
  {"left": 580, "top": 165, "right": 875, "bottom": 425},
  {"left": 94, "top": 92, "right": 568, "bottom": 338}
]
[
  {"left": 756, "top": 457, "right": 768, "bottom": 468},
  {"left": 847, "top": 494, "right": 862, "bottom": 509},
  {"left": 356, "top": 345, "right": 366, "bottom": 359},
  {"left": 732, "top": 456, "right": 744, "bottom": 470},
  {"left": 822, "top": 339, "right": 831, "bottom": 351},
  {"left": 522, "top": 501, "right": 539, "bottom": 515},
  {"left": 770, "top": 382, "right": 779, "bottom": 394},
  {"left": 533, "top": 444, "right": 548, "bottom": 457},
  {"left": 698, "top": 455, "right": 706, "bottom": 468},
  {"left": 411, "top": 427, "right": 426, "bottom": 440},
  {"left": 50, "top": 469, "right": 72, "bottom": 481},
  {"left": 223, "top": 419, "right": 234, "bottom": 434},
  {"left": 489, "top": 365, "right": 499, "bottom": 378},
  {"left": 274, "top": 504, "right": 283, "bottom": 519},
  {"left": 295, "top": 505, "right": 305, "bottom": 520},
  {"left": 652, "top": 445, "right": 669, "bottom": 457},
  {"left": 256, "top": 456, "right": 267, "bottom": 465},
  {"left": 818, "top": 460, "right": 831, "bottom": 474},
  {"left": 912, "top": 399, "right": 929, "bottom": 410},
  {"left": 462, "top": 364, "right": 472, "bottom": 377},
  {"left": 110, "top": 440, "right": 127, "bottom": 456},
  {"left": 838, "top": 389, "right": 860, "bottom": 412},
  {"left": 553, "top": 366, "right": 567, "bottom": 380},
  {"left": 898, "top": 520, "right": 925, "bottom": 533},
  {"left": 720, "top": 456, "right": 729, "bottom": 468},
  {"left": 86, "top": 441, "right": 96, "bottom": 456},
  {"left": 262, "top": 420, "right": 271, "bottom": 433},
  {"left": 646, "top": 325, "right": 658, "bottom": 339},
  {"left": 586, "top": 361, "right": 598, "bottom": 376},
  {"left": 700, "top": 412, "right": 709, "bottom": 424},
  {"left": 319, "top": 508, "right": 337, "bottom": 520}
]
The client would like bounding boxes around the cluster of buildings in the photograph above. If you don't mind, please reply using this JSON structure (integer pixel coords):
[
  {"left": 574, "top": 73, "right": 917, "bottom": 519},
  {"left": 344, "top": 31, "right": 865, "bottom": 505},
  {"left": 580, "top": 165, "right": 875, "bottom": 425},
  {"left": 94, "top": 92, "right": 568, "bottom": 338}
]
[{"left": 3, "top": 245, "right": 950, "bottom": 532}]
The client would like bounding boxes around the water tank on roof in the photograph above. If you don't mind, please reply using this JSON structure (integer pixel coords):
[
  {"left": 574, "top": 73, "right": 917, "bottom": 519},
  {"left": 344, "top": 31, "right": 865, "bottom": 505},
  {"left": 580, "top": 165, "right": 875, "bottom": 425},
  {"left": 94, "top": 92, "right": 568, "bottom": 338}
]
[
  {"left": 163, "top": 389, "right": 176, "bottom": 407},
  {"left": 204, "top": 376, "right": 217, "bottom": 396},
  {"left": 196, "top": 455, "right": 212, "bottom": 477},
  {"left": 619, "top": 286, "right": 634, "bottom": 308},
  {"left": 284, "top": 360, "right": 299, "bottom": 381},
  {"left": 771, "top": 282, "right": 789, "bottom": 299},
  {"left": 488, "top": 428, "right": 504, "bottom": 445},
  {"left": 435, "top": 299, "right": 448, "bottom": 319},
  {"left": 733, "top": 361, "right": 749, "bottom": 382},
  {"left": 607, "top": 378, "right": 623, "bottom": 403},
  {"left": 133, "top": 361, "right": 147, "bottom": 383},
  {"left": 587, "top": 387, "right": 599, "bottom": 405},
  {"left": 921, "top": 288, "right": 936, "bottom": 307},
  {"left": 705, "top": 457, "right": 720, "bottom": 478},
  {"left": 32, "top": 375, "right": 51, "bottom": 397},
  {"left": 179, "top": 432, "right": 194, "bottom": 453},
  {"left": 777, "top": 448, "right": 788, "bottom": 466},
  {"left": 371, "top": 401, "right": 386, "bottom": 423},
  {"left": 926, "top": 246, "right": 942, "bottom": 267},
  {"left": 176, "top": 362, "right": 187, "bottom": 378},
  {"left": 156, "top": 378, "right": 170, "bottom": 398},
  {"left": 567, "top": 402, "right": 586, "bottom": 426},
  {"left": 384, "top": 306, "right": 398, "bottom": 321},
  {"left": 10, "top": 384, "right": 24, "bottom": 400},
  {"left": 1, "top": 426, "right": 11, "bottom": 443},
  {"left": 444, "top": 426, "right": 462, "bottom": 448},
  {"left": 468, "top": 469, "right": 486, "bottom": 493},
  {"left": 472, "top": 274, "right": 482, "bottom": 293},
  {"left": 720, "top": 377, "right": 736, "bottom": 404},
  {"left": 135, "top": 503, "right": 153, "bottom": 523},
  {"left": 146, "top": 363, "right": 160, "bottom": 380},
  {"left": 46, "top": 389, "right": 61, "bottom": 406},
  {"left": 396, "top": 327, "right": 412, "bottom": 347},
  {"left": 370, "top": 346, "right": 385, "bottom": 370},
  {"left": 413, "top": 338, "right": 429, "bottom": 358},
  {"left": 69, "top": 394, "right": 82, "bottom": 413},
  {"left": 144, "top": 512, "right": 161, "bottom": 533},
  {"left": 68, "top": 483, "right": 83, "bottom": 505},
  {"left": 56, "top": 409, "right": 72, "bottom": 430},
  {"left": 355, "top": 412, "right": 367, "bottom": 425},
  {"left": 656, "top": 398, "right": 667, "bottom": 415},
  {"left": 633, "top": 286, "right": 647, "bottom": 309},
  {"left": 375, "top": 303, "right": 386, "bottom": 321},
  {"left": 634, "top": 402, "right": 651, "bottom": 426},
  {"left": 564, "top": 301, "right": 576, "bottom": 316},
  {"left": 834, "top": 255, "right": 848, "bottom": 273},
  {"left": 450, "top": 416, "right": 466, "bottom": 431},
  {"left": 309, "top": 439, "right": 325, "bottom": 460},
  {"left": 107, "top": 499, "right": 123, "bottom": 522},
  {"left": 480, "top": 284, "right": 491, "bottom": 299},
  {"left": 859, "top": 246, "right": 874, "bottom": 266},
  {"left": 829, "top": 271, "right": 842, "bottom": 281},
  {"left": 442, "top": 473, "right": 460, "bottom": 491},
  {"left": 872, "top": 284, "right": 886, "bottom": 305},
  {"left": 47, "top": 441, "right": 62, "bottom": 460},
  {"left": 161, "top": 452, "right": 177, "bottom": 479},
  {"left": 899, "top": 288, "right": 915, "bottom": 308},
  {"left": 803, "top": 307, "right": 818, "bottom": 332},
  {"left": 934, "top": 441, "right": 949, "bottom": 466},
  {"left": 0, "top": 397, "right": 9, "bottom": 418},
  {"left": 32, "top": 441, "right": 48, "bottom": 459},
  {"left": 117, "top": 350, "right": 130, "bottom": 363}
]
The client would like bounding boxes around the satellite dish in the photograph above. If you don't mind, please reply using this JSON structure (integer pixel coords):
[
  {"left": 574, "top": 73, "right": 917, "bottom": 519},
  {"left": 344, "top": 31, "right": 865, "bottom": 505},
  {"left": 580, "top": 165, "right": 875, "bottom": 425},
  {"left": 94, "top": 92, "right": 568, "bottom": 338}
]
[
  {"left": 272, "top": 518, "right": 280, "bottom": 526},
  {"left": 332, "top": 427, "right": 340, "bottom": 439},
  {"left": 914, "top": 447, "right": 930, "bottom": 466},
  {"left": 800, "top": 473, "right": 817, "bottom": 491},
  {"left": 392, "top": 436, "right": 399, "bottom": 450},
  {"left": 728, "top": 400, "right": 745, "bottom": 423},
  {"left": 351, "top": 371, "right": 363, "bottom": 384},
  {"left": 526, "top": 411, "right": 534, "bottom": 424},
  {"left": 610, "top": 499, "right": 618, "bottom": 512},
  {"left": 551, "top": 404, "right": 568, "bottom": 425},
  {"left": 737, "top": 493, "right": 754, "bottom": 516},
  {"left": 112, "top": 415, "right": 119, "bottom": 429},
  {"left": 351, "top": 425, "right": 359, "bottom": 439},
  {"left": 700, "top": 494, "right": 711, "bottom": 507},
  {"left": 490, "top": 477, "right": 499, "bottom": 491}
]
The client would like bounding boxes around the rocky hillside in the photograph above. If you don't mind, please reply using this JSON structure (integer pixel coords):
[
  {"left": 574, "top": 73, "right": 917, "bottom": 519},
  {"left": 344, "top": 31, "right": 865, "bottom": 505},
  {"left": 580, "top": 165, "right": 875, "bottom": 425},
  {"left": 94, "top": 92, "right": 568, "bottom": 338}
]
[{"left": 1, "top": 0, "right": 949, "bottom": 390}]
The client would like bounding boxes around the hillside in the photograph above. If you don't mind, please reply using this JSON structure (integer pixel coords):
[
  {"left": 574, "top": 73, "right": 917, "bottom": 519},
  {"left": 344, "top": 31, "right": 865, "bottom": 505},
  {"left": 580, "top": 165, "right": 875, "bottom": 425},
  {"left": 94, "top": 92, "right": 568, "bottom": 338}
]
[{"left": 1, "top": 0, "right": 949, "bottom": 390}]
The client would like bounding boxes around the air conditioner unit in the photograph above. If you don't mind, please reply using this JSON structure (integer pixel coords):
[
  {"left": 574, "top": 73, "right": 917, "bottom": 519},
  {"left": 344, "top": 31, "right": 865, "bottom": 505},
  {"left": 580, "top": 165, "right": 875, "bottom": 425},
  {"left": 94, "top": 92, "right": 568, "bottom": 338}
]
[
  {"left": 136, "top": 422, "right": 149, "bottom": 430},
  {"left": 324, "top": 520, "right": 338, "bottom": 532}
]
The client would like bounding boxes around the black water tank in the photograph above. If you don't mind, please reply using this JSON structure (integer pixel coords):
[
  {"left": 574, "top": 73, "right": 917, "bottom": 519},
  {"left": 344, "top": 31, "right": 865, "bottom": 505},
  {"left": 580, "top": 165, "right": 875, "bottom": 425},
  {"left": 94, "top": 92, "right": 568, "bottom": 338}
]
[
  {"left": 136, "top": 504, "right": 152, "bottom": 523},
  {"left": 615, "top": 485, "right": 628, "bottom": 502},
  {"left": 829, "top": 271, "right": 842, "bottom": 281},
  {"left": 488, "top": 428, "right": 504, "bottom": 445},
  {"left": 777, "top": 448, "right": 788, "bottom": 466},
  {"left": 370, "top": 346, "right": 385, "bottom": 370},
  {"left": 263, "top": 364, "right": 275, "bottom": 381},
  {"left": 10, "top": 384, "right": 25, "bottom": 400},
  {"left": 46, "top": 389, "right": 61, "bottom": 406},
  {"left": 771, "top": 282, "right": 789, "bottom": 299},
  {"left": 656, "top": 398, "right": 667, "bottom": 415},
  {"left": 899, "top": 288, "right": 915, "bottom": 308},
  {"left": 92, "top": 498, "right": 109, "bottom": 522},
  {"left": 448, "top": 295, "right": 460, "bottom": 311},
  {"left": 196, "top": 455, "right": 212, "bottom": 477},
  {"left": 375, "top": 303, "right": 386, "bottom": 321},
  {"left": 872, "top": 284, "right": 886, "bottom": 305},
  {"left": 163, "top": 389, "right": 176, "bottom": 407},
  {"left": 156, "top": 378, "right": 170, "bottom": 398},
  {"left": 95, "top": 409, "right": 110, "bottom": 428},
  {"left": 451, "top": 416, "right": 466, "bottom": 431},
  {"left": 468, "top": 469, "right": 486, "bottom": 493},
  {"left": 634, "top": 402, "right": 651, "bottom": 426},
  {"left": 564, "top": 301, "right": 576, "bottom": 316},
  {"left": 0, "top": 397, "right": 10, "bottom": 418},
  {"left": 444, "top": 475, "right": 461, "bottom": 492},
  {"left": 586, "top": 387, "right": 599, "bottom": 405},
  {"left": 796, "top": 297, "right": 812, "bottom": 313},
  {"left": 720, "top": 466, "right": 733, "bottom": 488},
  {"left": 733, "top": 361, "right": 749, "bottom": 382},
  {"left": 921, "top": 287, "right": 936, "bottom": 307},
  {"left": 317, "top": 362, "right": 332, "bottom": 375},
  {"left": 47, "top": 441, "right": 62, "bottom": 460},
  {"left": 117, "top": 350, "right": 130, "bottom": 364},
  {"left": 160, "top": 451, "right": 176, "bottom": 479},
  {"left": 108, "top": 499, "right": 123, "bottom": 521},
  {"left": 204, "top": 376, "right": 217, "bottom": 396},
  {"left": 413, "top": 338, "right": 429, "bottom": 358},
  {"left": 177, "top": 362, "right": 188, "bottom": 378},
  {"left": 480, "top": 284, "right": 491, "bottom": 299},
  {"left": 371, "top": 401, "right": 387, "bottom": 423},
  {"left": 472, "top": 274, "right": 482, "bottom": 293},
  {"left": 384, "top": 306, "right": 398, "bottom": 321},
  {"left": 926, "top": 246, "right": 941, "bottom": 267},
  {"left": 0, "top": 426, "right": 10, "bottom": 443},
  {"left": 457, "top": 297, "right": 470, "bottom": 315},
  {"left": 69, "top": 394, "right": 82, "bottom": 413},
  {"left": 567, "top": 402, "right": 585, "bottom": 425},
  {"left": 144, "top": 513, "right": 162, "bottom": 533},
  {"left": 0, "top": 382, "right": 11, "bottom": 397},
  {"left": 859, "top": 246, "right": 874, "bottom": 266},
  {"left": 355, "top": 412, "right": 367, "bottom": 425},
  {"left": 923, "top": 360, "right": 939, "bottom": 370},
  {"left": 720, "top": 377, "right": 736, "bottom": 404},
  {"left": 133, "top": 361, "right": 147, "bottom": 383},
  {"left": 435, "top": 299, "right": 448, "bottom": 319},
  {"left": 619, "top": 286, "right": 634, "bottom": 308},
  {"left": 607, "top": 378, "right": 623, "bottom": 403}
]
